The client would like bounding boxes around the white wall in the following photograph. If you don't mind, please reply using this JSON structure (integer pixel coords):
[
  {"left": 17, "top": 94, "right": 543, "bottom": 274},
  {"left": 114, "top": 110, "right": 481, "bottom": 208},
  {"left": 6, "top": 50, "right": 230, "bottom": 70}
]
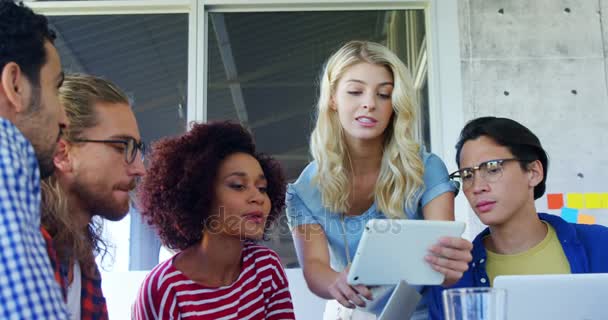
[{"left": 458, "top": 0, "right": 608, "bottom": 233}]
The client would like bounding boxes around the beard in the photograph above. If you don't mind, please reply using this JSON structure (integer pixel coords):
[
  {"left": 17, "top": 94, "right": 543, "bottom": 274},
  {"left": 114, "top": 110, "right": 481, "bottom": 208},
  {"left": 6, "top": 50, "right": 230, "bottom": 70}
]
[
  {"left": 37, "top": 142, "right": 56, "bottom": 180},
  {"left": 24, "top": 85, "right": 57, "bottom": 179},
  {"left": 71, "top": 178, "right": 132, "bottom": 222}
]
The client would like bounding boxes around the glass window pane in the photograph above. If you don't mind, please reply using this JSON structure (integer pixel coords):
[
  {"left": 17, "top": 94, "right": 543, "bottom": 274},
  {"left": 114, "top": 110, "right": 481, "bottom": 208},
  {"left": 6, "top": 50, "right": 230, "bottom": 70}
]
[
  {"left": 206, "top": 10, "right": 427, "bottom": 267},
  {"left": 49, "top": 13, "right": 188, "bottom": 271}
]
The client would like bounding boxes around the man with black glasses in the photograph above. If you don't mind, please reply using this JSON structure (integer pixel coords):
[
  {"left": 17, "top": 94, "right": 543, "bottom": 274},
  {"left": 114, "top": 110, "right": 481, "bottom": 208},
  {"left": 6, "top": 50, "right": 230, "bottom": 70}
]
[
  {"left": 427, "top": 116, "right": 608, "bottom": 320},
  {"left": 0, "top": 1, "right": 70, "bottom": 318},
  {"left": 41, "top": 74, "right": 145, "bottom": 320}
]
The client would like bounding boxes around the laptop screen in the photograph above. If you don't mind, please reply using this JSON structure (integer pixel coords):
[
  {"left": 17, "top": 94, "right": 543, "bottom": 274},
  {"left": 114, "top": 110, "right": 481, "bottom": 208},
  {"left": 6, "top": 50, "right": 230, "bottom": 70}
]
[{"left": 493, "top": 273, "right": 608, "bottom": 320}]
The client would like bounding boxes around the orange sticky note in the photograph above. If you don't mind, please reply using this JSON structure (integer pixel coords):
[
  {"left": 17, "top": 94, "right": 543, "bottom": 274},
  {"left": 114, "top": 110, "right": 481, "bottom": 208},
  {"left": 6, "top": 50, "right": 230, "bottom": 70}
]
[
  {"left": 567, "top": 193, "right": 584, "bottom": 209},
  {"left": 547, "top": 193, "right": 564, "bottom": 209},
  {"left": 578, "top": 213, "right": 596, "bottom": 225},
  {"left": 602, "top": 193, "right": 608, "bottom": 209},
  {"left": 585, "top": 193, "right": 602, "bottom": 209}
]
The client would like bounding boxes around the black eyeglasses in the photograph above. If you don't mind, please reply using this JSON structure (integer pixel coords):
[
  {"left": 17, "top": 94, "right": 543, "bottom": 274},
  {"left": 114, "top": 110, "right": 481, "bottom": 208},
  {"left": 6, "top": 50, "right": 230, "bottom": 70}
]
[
  {"left": 449, "top": 158, "right": 531, "bottom": 190},
  {"left": 72, "top": 137, "right": 146, "bottom": 164}
]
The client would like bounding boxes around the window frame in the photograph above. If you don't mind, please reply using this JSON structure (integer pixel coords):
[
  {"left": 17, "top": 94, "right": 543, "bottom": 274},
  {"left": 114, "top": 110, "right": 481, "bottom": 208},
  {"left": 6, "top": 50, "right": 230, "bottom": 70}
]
[
  {"left": 28, "top": 0, "right": 463, "bottom": 162},
  {"left": 197, "top": 0, "right": 463, "bottom": 165},
  {"left": 197, "top": 0, "right": 468, "bottom": 223},
  {"left": 27, "top": 0, "right": 200, "bottom": 137}
]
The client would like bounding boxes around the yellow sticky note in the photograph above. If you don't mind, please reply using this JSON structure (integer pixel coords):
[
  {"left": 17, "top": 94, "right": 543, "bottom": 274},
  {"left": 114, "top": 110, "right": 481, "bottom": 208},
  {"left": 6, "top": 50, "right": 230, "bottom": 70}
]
[
  {"left": 585, "top": 193, "right": 602, "bottom": 209},
  {"left": 602, "top": 193, "right": 608, "bottom": 209},
  {"left": 578, "top": 213, "right": 596, "bottom": 225},
  {"left": 567, "top": 193, "right": 584, "bottom": 209}
]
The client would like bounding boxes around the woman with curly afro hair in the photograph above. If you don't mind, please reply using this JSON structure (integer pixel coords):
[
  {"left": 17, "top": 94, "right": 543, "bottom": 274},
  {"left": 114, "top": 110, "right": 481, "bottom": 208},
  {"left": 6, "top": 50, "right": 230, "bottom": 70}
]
[{"left": 132, "top": 121, "right": 295, "bottom": 320}]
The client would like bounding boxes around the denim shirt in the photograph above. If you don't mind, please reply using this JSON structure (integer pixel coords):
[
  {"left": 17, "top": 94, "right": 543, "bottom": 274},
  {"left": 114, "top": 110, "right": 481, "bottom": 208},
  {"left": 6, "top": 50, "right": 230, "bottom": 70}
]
[
  {"left": 285, "top": 150, "right": 457, "bottom": 317},
  {"left": 428, "top": 213, "right": 608, "bottom": 320}
]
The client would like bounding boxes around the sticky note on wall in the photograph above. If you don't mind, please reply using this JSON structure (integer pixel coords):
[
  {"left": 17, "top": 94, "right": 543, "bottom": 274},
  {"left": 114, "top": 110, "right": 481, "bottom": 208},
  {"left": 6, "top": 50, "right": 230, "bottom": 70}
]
[
  {"left": 561, "top": 207, "right": 578, "bottom": 223},
  {"left": 578, "top": 214, "right": 596, "bottom": 225},
  {"left": 602, "top": 193, "right": 608, "bottom": 209},
  {"left": 547, "top": 193, "right": 564, "bottom": 209},
  {"left": 584, "top": 193, "right": 602, "bottom": 209},
  {"left": 567, "top": 193, "right": 584, "bottom": 209}
]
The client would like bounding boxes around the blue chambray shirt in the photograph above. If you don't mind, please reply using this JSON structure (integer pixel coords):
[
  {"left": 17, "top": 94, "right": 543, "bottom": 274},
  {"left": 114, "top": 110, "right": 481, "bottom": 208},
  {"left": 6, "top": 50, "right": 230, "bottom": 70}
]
[
  {"left": 0, "top": 117, "right": 68, "bottom": 319},
  {"left": 285, "top": 150, "right": 457, "bottom": 318}
]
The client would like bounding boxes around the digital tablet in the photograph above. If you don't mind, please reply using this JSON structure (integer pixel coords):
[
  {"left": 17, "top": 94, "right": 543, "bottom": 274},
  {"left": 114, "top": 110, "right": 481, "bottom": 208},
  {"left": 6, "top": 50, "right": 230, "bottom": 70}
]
[
  {"left": 356, "top": 280, "right": 422, "bottom": 320},
  {"left": 377, "top": 280, "right": 421, "bottom": 320},
  {"left": 347, "top": 219, "right": 466, "bottom": 286}
]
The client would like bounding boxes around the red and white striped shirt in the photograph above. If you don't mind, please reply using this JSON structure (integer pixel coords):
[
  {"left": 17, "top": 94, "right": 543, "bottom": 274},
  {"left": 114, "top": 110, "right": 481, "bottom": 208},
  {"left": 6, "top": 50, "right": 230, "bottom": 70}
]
[{"left": 132, "top": 242, "right": 295, "bottom": 320}]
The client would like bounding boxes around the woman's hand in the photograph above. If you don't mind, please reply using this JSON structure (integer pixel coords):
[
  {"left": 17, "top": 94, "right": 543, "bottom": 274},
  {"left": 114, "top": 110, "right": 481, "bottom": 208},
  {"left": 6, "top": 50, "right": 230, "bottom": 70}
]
[
  {"left": 425, "top": 237, "right": 473, "bottom": 287},
  {"left": 327, "top": 267, "right": 373, "bottom": 308}
]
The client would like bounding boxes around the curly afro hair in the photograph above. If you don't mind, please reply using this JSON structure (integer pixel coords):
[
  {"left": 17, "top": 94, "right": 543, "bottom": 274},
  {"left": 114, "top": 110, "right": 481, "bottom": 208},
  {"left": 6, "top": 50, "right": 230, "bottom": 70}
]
[
  {"left": 0, "top": 0, "right": 56, "bottom": 85},
  {"left": 138, "top": 121, "right": 286, "bottom": 250}
]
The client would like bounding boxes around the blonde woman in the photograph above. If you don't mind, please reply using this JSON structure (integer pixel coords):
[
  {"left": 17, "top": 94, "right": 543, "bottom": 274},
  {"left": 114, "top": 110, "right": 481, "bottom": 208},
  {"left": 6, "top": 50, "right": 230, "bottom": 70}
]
[{"left": 286, "top": 41, "right": 473, "bottom": 319}]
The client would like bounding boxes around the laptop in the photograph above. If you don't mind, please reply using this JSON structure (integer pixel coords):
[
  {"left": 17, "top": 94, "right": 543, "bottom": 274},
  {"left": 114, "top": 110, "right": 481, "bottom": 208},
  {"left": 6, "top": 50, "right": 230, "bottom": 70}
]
[{"left": 493, "top": 273, "right": 608, "bottom": 320}]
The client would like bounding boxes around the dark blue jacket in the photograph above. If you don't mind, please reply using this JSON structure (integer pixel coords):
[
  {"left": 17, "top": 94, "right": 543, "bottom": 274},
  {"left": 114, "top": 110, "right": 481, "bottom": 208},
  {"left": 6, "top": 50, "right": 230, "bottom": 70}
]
[{"left": 428, "top": 213, "right": 608, "bottom": 320}]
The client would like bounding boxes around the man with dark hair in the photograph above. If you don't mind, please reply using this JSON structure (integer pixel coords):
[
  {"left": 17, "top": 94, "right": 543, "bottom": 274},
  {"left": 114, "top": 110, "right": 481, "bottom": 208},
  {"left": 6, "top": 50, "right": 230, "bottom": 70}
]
[
  {"left": 0, "top": 0, "right": 69, "bottom": 318},
  {"left": 428, "top": 116, "right": 608, "bottom": 319}
]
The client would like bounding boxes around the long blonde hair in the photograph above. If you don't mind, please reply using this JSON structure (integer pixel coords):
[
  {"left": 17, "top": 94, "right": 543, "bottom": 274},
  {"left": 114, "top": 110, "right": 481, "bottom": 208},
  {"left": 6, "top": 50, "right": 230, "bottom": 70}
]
[
  {"left": 310, "top": 40, "right": 424, "bottom": 219},
  {"left": 41, "top": 74, "right": 130, "bottom": 276},
  {"left": 41, "top": 177, "right": 105, "bottom": 277}
]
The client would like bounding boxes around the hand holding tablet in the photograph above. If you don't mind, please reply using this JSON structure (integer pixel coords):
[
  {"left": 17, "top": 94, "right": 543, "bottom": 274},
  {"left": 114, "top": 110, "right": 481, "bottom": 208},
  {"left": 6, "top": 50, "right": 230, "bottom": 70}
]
[{"left": 347, "top": 219, "right": 466, "bottom": 286}]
